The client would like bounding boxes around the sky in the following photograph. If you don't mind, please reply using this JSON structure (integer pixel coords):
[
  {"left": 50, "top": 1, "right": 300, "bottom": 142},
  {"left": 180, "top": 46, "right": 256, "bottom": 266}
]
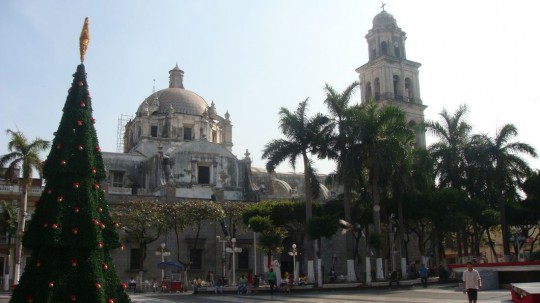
[{"left": 1, "top": 0, "right": 540, "bottom": 175}]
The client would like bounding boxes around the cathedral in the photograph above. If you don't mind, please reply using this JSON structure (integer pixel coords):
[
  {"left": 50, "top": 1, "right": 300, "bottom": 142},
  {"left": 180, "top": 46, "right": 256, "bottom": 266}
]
[{"left": 99, "top": 7, "right": 426, "bottom": 284}]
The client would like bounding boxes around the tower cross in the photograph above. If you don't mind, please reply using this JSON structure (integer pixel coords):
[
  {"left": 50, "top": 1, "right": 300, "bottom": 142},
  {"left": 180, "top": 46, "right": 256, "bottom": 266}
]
[{"left": 381, "top": 2, "right": 386, "bottom": 11}]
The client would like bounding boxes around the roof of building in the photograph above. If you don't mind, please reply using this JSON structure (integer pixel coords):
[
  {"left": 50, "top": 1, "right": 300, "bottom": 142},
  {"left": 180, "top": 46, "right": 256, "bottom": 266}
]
[{"left": 372, "top": 10, "right": 398, "bottom": 29}]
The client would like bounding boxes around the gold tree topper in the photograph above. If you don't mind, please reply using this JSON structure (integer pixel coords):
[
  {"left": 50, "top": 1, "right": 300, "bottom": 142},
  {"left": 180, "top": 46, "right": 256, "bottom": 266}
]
[{"left": 79, "top": 17, "right": 90, "bottom": 63}]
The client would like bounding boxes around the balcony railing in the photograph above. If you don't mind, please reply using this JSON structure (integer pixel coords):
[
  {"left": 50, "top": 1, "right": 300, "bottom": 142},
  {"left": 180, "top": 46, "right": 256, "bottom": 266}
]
[
  {"left": 108, "top": 187, "right": 132, "bottom": 195},
  {"left": 0, "top": 185, "right": 43, "bottom": 194}
]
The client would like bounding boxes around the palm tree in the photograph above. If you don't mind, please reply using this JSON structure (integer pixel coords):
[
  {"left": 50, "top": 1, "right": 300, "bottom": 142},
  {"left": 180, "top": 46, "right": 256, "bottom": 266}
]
[
  {"left": 0, "top": 129, "right": 49, "bottom": 284},
  {"left": 322, "top": 81, "right": 360, "bottom": 280},
  {"left": 353, "top": 101, "right": 415, "bottom": 279},
  {"left": 486, "top": 124, "right": 537, "bottom": 261},
  {"left": 262, "top": 98, "right": 330, "bottom": 283},
  {"left": 425, "top": 104, "right": 471, "bottom": 260},
  {"left": 0, "top": 200, "right": 17, "bottom": 290},
  {"left": 425, "top": 104, "right": 471, "bottom": 189}
]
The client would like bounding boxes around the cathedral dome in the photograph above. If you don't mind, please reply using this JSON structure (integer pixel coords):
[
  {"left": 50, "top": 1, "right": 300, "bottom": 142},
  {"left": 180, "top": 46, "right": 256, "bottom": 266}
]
[
  {"left": 137, "top": 88, "right": 209, "bottom": 116},
  {"left": 136, "top": 65, "right": 210, "bottom": 116},
  {"left": 372, "top": 10, "right": 398, "bottom": 29}
]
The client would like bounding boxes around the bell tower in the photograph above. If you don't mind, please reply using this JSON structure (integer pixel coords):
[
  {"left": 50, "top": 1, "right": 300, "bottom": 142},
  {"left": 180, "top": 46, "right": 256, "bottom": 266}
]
[{"left": 356, "top": 9, "right": 427, "bottom": 148}]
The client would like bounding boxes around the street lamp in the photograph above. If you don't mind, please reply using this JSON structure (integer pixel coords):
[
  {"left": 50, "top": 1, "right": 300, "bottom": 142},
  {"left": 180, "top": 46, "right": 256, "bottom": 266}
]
[
  {"left": 248, "top": 224, "right": 257, "bottom": 275},
  {"left": 216, "top": 236, "right": 229, "bottom": 278},
  {"left": 288, "top": 244, "right": 297, "bottom": 284},
  {"left": 155, "top": 243, "right": 171, "bottom": 281},
  {"left": 226, "top": 238, "right": 242, "bottom": 286}
]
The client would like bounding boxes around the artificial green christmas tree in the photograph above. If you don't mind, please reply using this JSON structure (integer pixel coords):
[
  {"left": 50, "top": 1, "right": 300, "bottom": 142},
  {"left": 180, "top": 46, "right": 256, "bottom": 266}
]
[{"left": 10, "top": 19, "right": 131, "bottom": 303}]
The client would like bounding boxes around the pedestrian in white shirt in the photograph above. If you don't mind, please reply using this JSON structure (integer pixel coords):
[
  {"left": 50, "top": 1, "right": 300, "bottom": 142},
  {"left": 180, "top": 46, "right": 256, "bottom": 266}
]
[{"left": 462, "top": 261, "right": 482, "bottom": 303}]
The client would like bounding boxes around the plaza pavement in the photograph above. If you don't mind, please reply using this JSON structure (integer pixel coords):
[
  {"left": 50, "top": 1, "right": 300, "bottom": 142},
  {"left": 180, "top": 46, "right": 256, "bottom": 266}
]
[{"left": 0, "top": 283, "right": 513, "bottom": 303}]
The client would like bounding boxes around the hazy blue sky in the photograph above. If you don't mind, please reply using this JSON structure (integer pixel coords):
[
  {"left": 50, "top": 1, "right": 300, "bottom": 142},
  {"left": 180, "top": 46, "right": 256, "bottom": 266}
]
[{"left": 1, "top": 0, "right": 539, "bottom": 174}]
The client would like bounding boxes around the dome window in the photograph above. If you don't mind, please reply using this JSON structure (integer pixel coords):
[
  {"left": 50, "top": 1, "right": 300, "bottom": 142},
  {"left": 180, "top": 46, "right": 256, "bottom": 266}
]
[
  {"left": 151, "top": 125, "right": 158, "bottom": 137},
  {"left": 381, "top": 41, "right": 388, "bottom": 55},
  {"left": 183, "top": 126, "right": 192, "bottom": 141}
]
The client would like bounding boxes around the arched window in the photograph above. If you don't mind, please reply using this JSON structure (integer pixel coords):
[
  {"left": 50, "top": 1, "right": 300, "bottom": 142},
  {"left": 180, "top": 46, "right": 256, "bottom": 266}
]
[
  {"left": 405, "top": 78, "right": 413, "bottom": 102},
  {"left": 374, "top": 78, "right": 381, "bottom": 100},
  {"left": 381, "top": 41, "right": 388, "bottom": 55},
  {"left": 393, "top": 75, "right": 401, "bottom": 100},
  {"left": 393, "top": 41, "right": 400, "bottom": 58},
  {"left": 365, "top": 82, "right": 372, "bottom": 101}
]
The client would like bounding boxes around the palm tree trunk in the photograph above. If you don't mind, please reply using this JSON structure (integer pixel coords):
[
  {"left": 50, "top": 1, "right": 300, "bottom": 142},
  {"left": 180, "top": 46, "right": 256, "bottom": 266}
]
[
  {"left": 500, "top": 200, "right": 511, "bottom": 262},
  {"left": 302, "top": 153, "right": 315, "bottom": 284},
  {"left": 13, "top": 185, "right": 28, "bottom": 284},
  {"left": 371, "top": 170, "right": 383, "bottom": 280},
  {"left": 342, "top": 173, "right": 357, "bottom": 282}
]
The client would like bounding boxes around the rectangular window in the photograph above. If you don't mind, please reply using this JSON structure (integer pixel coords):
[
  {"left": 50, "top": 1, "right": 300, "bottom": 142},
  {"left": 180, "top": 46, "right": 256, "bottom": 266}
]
[
  {"left": 183, "top": 127, "right": 192, "bottom": 140},
  {"left": 130, "top": 248, "right": 141, "bottom": 270},
  {"left": 110, "top": 171, "right": 124, "bottom": 188},
  {"left": 190, "top": 249, "right": 202, "bottom": 270},
  {"left": 238, "top": 248, "right": 249, "bottom": 269},
  {"left": 151, "top": 125, "right": 158, "bottom": 137},
  {"left": 198, "top": 166, "right": 210, "bottom": 184}
]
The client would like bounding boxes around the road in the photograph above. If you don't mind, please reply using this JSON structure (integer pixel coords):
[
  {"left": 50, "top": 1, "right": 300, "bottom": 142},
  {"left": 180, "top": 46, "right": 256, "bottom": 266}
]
[
  {"left": 0, "top": 284, "right": 513, "bottom": 303},
  {"left": 126, "top": 284, "right": 512, "bottom": 303}
]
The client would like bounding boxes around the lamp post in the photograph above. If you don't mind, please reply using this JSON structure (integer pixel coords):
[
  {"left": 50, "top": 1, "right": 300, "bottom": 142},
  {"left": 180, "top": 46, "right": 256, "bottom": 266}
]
[
  {"left": 253, "top": 230, "right": 257, "bottom": 275},
  {"left": 226, "top": 238, "right": 242, "bottom": 286},
  {"left": 155, "top": 243, "right": 171, "bottom": 281},
  {"left": 288, "top": 244, "right": 297, "bottom": 284},
  {"left": 248, "top": 224, "right": 257, "bottom": 275},
  {"left": 216, "top": 236, "right": 229, "bottom": 278}
]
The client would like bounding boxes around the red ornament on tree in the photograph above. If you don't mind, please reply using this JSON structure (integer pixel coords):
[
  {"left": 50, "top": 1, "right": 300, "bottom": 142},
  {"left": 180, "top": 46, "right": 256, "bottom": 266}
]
[
  {"left": 108, "top": 299, "right": 115, "bottom": 303},
  {"left": 71, "top": 227, "right": 78, "bottom": 235},
  {"left": 76, "top": 120, "right": 83, "bottom": 126},
  {"left": 48, "top": 281, "right": 55, "bottom": 288},
  {"left": 80, "top": 101, "right": 86, "bottom": 107},
  {"left": 91, "top": 218, "right": 99, "bottom": 225},
  {"left": 60, "top": 160, "right": 67, "bottom": 165},
  {"left": 57, "top": 196, "right": 63, "bottom": 203},
  {"left": 95, "top": 282, "right": 101, "bottom": 289},
  {"left": 77, "top": 81, "right": 83, "bottom": 86},
  {"left": 97, "top": 242, "right": 103, "bottom": 249},
  {"left": 93, "top": 183, "right": 100, "bottom": 189},
  {"left": 102, "top": 263, "right": 108, "bottom": 270},
  {"left": 95, "top": 146, "right": 101, "bottom": 151},
  {"left": 121, "top": 282, "right": 127, "bottom": 289},
  {"left": 77, "top": 144, "right": 84, "bottom": 151},
  {"left": 114, "top": 222, "right": 120, "bottom": 228},
  {"left": 52, "top": 223, "right": 59, "bottom": 229},
  {"left": 56, "top": 143, "right": 62, "bottom": 149},
  {"left": 70, "top": 294, "right": 77, "bottom": 301},
  {"left": 70, "top": 259, "right": 78, "bottom": 267},
  {"left": 97, "top": 207, "right": 103, "bottom": 213},
  {"left": 91, "top": 168, "right": 97, "bottom": 174},
  {"left": 74, "top": 207, "right": 80, "bottom": 213},
  {"left": 99, "top": 223, "right": 105, "bottom": 229},
  {"left": 47, "top": 189, "right": 53, "bottom": 194},
  {"left": 72, "top": 182, "right": 80, "bottom": 188},
  {"left": 120, "top": 243, "right": 125, "bottom": 251}
]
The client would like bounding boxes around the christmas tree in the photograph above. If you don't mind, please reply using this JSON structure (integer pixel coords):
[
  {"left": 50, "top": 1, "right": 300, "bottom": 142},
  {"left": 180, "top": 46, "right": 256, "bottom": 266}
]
[{"left": 10, "top": 18, "right": 131, "bottom": 303}]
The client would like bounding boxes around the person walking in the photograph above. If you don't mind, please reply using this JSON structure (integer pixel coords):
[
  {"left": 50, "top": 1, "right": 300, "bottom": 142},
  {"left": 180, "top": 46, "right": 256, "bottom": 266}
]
[
  {"left": 267, "top": 268, "right": 277, "bottom": 295},
  {"left": 247, "top": 270, "right": 254, "bottom": 294},
  {"left": 419, "top": 264, "right": 429, "bottom": 288},
  {"left": 463, "top": 261, "right": 482, "bottom": 303}
]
